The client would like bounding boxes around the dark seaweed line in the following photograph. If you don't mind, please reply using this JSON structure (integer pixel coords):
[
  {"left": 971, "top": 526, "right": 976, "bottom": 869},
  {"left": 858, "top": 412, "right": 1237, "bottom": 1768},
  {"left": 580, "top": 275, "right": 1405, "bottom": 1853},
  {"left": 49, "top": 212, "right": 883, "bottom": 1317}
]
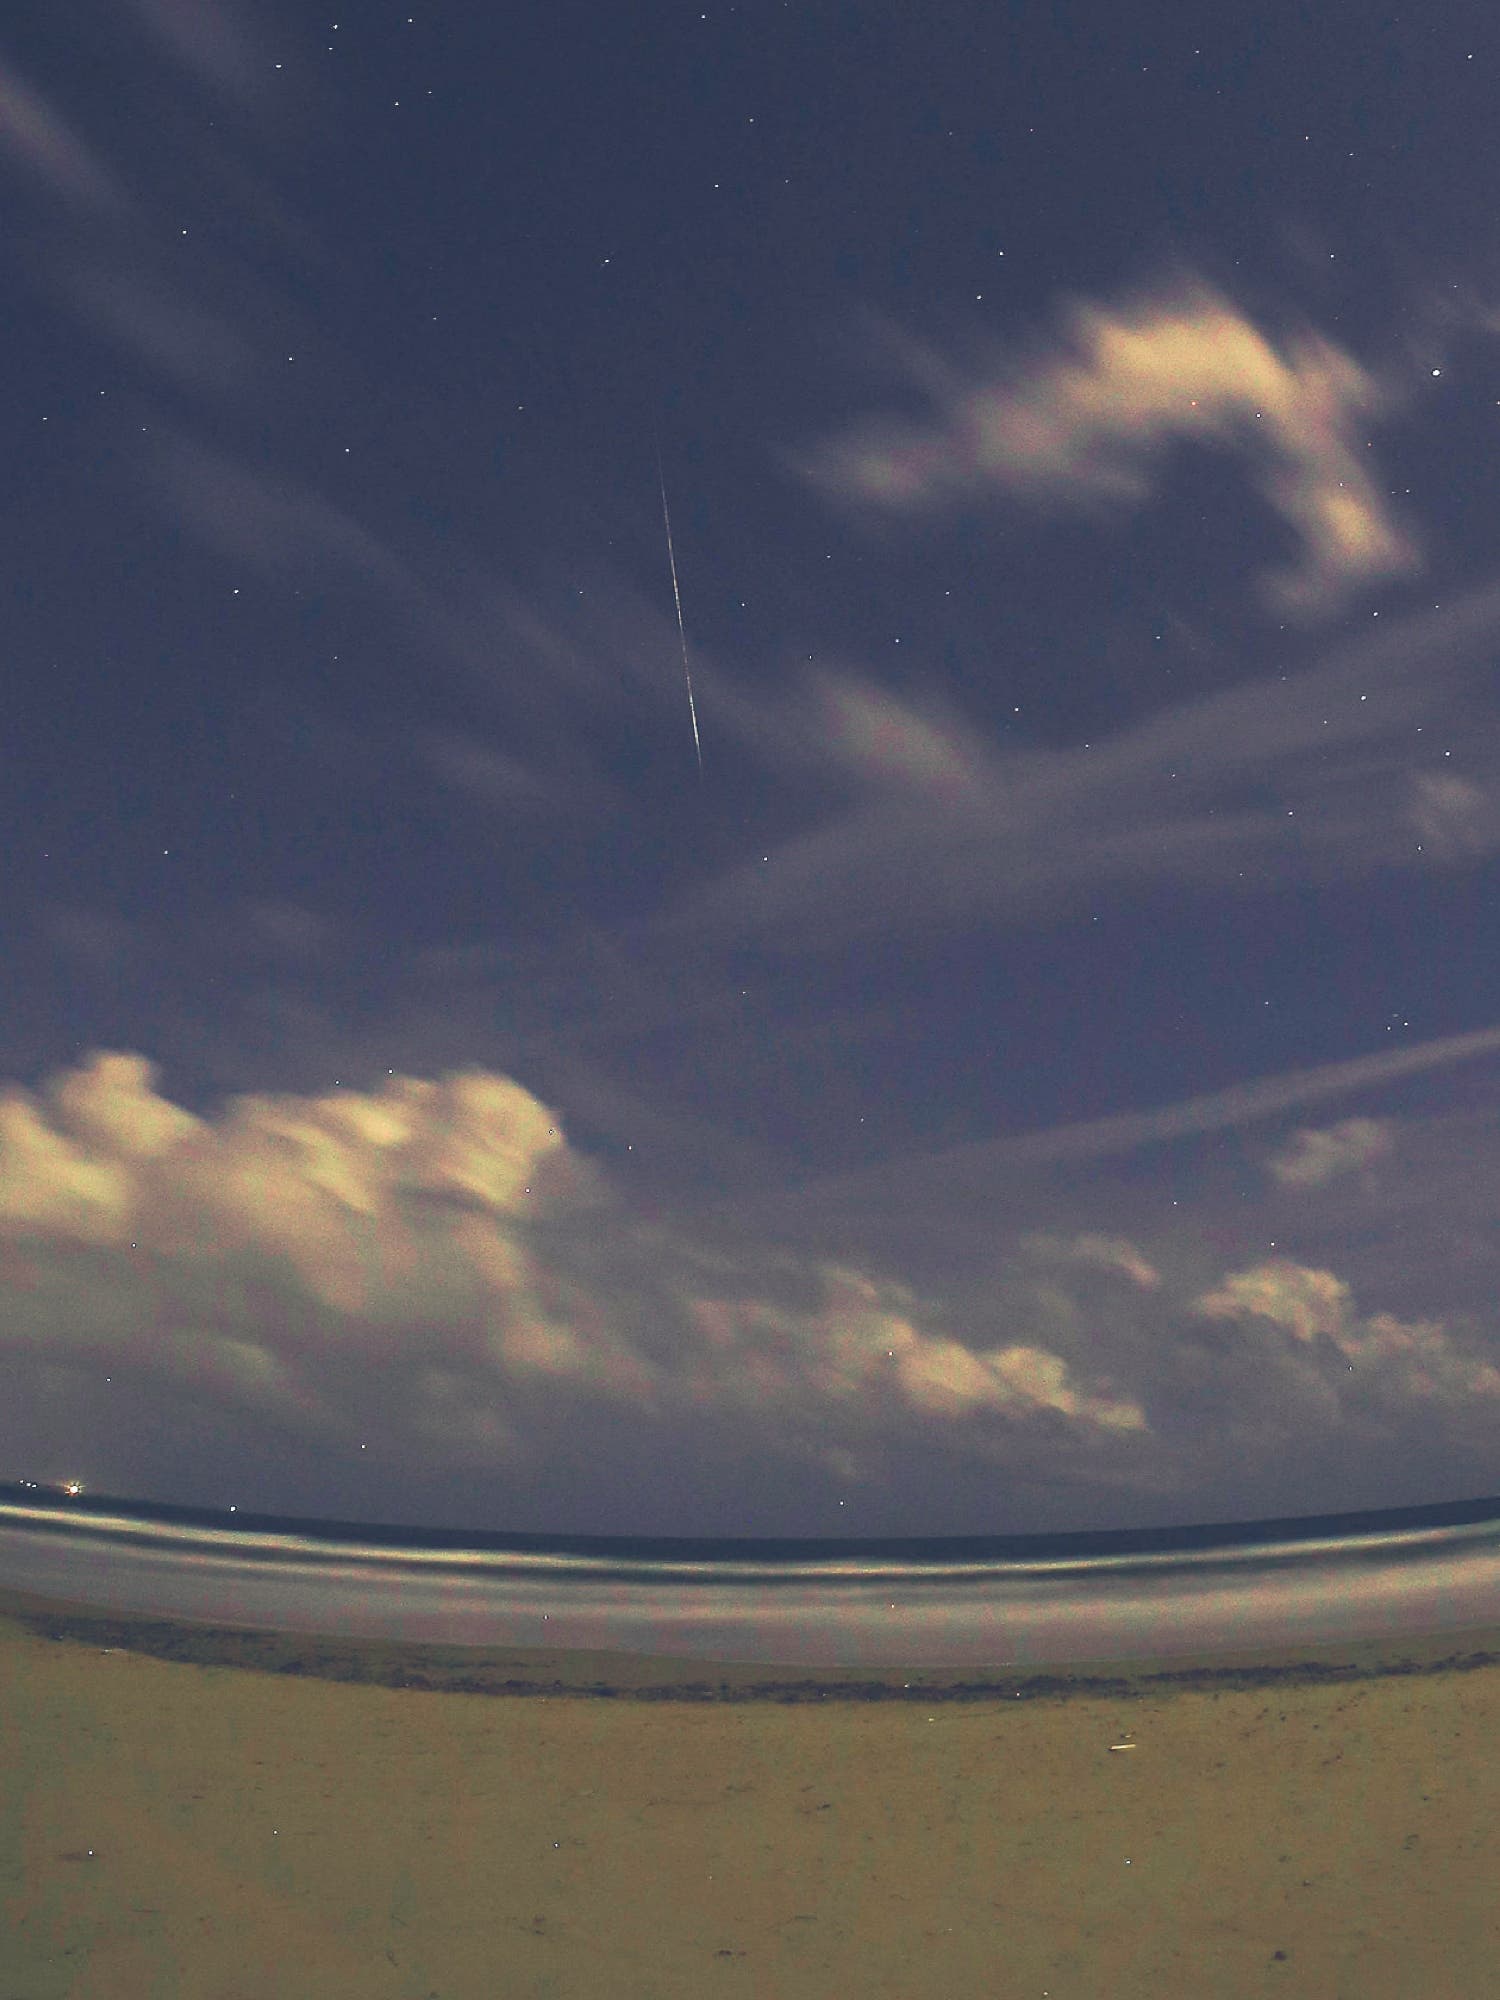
[{"left": 18, "top": 1608, "right": 1500, "bottom": 1704}]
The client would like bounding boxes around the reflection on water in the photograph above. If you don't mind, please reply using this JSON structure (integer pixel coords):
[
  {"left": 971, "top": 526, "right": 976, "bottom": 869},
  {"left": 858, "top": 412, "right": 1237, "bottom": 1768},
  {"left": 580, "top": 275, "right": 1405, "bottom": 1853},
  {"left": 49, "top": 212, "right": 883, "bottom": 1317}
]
[{"left": 2, "top": 1481, "right": 1499, "bottom": 1669}]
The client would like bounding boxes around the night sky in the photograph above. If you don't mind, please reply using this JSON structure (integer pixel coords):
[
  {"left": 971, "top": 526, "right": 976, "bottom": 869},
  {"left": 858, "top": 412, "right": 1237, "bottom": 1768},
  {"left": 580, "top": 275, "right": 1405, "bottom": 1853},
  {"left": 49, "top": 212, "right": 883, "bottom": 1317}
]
[{"left": 5, "top": 0, "right": 1500, "bottom": 1538}]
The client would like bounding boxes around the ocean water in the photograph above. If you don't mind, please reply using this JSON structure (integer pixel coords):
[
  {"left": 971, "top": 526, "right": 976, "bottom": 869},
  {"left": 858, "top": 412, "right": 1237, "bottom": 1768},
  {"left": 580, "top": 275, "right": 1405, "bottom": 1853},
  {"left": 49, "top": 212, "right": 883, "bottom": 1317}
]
[{"left": 2, "top": 1481, "right": 1499, "bottom": 1669}]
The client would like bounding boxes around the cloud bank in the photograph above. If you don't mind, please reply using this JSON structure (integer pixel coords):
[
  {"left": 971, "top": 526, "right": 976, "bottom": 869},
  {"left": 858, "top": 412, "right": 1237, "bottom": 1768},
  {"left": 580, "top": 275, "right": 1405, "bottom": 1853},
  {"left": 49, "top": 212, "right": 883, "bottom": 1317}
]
[
  {"left": 2, "top": 1052, "right": 1496, "bottom": 1533},
  {"left": 0, "top": 1054, "right": 1149, "bottom": 1522}
]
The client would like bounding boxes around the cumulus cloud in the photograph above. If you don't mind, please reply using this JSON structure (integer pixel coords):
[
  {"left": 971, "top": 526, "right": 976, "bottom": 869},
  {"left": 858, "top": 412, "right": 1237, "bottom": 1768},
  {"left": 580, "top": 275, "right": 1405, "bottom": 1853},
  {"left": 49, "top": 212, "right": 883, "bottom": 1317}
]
[
  {"left": 8, "top": 1053, "right": 1500, "bottom": 1527},
  {"left": 1022, "top": 1232, "right": 1162, "bottom": 1288},
  {"left": 1193, "top": 1258, "right": 1500, "bottom": 1406},
  {"left": 0, "top": 1053, "right": 1146, "bottom": 1503},
  {"left": 689, "top": 1265, "right": 1144, "bottom": 1433},
  {"left": 1265, "top": 1117, "right": 1393, "bottom": 1188},
  {"left": 799, "top": 282, "right": 1418, "bottom": 617}
]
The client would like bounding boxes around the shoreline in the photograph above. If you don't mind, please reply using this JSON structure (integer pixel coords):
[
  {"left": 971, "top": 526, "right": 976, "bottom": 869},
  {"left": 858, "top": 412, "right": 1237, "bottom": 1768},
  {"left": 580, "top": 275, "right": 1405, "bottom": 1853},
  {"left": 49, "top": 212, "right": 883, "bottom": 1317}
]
[
  {"left": 8, "top": 1580, "right": 1500, "bottom": 1995},
  {"left": 7, "top": 1578, "right": 1500, "bottom": 1703}
]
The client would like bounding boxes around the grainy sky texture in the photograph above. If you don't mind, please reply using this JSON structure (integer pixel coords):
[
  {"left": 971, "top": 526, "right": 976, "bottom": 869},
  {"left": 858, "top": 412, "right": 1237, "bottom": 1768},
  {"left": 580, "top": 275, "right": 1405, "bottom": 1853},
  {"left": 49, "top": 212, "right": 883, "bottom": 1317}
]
[{"left": 4, "top": 1, "right": 1500, "bottom": 1536}]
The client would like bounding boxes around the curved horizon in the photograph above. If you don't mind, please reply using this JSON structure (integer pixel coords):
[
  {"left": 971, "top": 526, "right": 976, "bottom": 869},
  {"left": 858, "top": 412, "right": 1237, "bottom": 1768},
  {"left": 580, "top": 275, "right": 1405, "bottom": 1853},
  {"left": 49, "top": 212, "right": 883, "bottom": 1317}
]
[
  {"left": 5, "top": 0, "right": 1500, "bottom": 1562},
  {"left": 7, "top": 11, "right": 1500, "bottom": 1995},
  {"left": 7, "top": 1479, "right": 1500, "bottom": 1672}
]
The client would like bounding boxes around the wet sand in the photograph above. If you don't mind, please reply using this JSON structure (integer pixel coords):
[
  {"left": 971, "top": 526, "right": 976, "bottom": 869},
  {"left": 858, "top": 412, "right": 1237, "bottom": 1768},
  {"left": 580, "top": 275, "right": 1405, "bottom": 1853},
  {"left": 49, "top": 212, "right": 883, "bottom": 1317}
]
[{"left": 3, "top": 1584, "right": 1499, "bottom": 1997}]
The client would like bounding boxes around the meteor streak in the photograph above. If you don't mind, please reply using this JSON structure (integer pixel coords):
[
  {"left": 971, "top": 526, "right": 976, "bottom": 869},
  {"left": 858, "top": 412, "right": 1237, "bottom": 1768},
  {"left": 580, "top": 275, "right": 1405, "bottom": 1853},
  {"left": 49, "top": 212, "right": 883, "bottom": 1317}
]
[{"left": 656, "top": 451, "right": 703, "bottom": 777}]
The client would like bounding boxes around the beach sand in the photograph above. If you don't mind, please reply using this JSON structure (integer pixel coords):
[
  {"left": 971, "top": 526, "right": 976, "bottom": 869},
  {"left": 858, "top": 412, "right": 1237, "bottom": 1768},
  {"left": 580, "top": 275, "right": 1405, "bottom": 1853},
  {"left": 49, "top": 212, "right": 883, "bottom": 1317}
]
[{"left": 3, "top": 1585, "right": 1498, "bottom": 1997}]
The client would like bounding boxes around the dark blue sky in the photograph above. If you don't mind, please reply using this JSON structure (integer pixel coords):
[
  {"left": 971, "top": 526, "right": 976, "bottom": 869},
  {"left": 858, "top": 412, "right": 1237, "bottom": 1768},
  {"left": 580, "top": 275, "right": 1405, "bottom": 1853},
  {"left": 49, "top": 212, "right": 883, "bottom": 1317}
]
[{"left": 4, "top": 0, "right": 1500, "bottom": 1536}]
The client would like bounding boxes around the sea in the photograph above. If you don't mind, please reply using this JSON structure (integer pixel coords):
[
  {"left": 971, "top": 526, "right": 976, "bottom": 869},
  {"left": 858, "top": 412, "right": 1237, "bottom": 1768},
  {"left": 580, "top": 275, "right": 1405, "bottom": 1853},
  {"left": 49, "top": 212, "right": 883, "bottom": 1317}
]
[{"left": 3, "top": 1480, "right": 1500, "bottom": 1671}]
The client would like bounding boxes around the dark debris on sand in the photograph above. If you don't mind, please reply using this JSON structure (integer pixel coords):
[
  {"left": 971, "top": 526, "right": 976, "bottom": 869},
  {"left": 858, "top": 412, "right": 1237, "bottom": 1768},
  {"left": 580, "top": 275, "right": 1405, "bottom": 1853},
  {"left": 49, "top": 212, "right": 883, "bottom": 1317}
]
[{"left": 11, "top": 1601, "right": 1500, "bottom": 1705}]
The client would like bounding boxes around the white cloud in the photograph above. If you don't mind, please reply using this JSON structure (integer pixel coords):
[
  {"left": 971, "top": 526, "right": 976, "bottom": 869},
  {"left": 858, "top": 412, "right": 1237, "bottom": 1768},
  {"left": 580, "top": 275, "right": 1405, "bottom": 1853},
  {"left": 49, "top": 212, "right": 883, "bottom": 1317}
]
[
  {"left": 800, "top": 282, "right": 1419, "bottom": 617},
  {"left": 1193, "top": 1258, "right": 1500, "bottom": 1406},
  {"left": 1025, "top": 1233, "right": 1163, "bottom": 1288},
  {"left": 1265, "top": 1117, "right": 1393, "bottom": 1188},
  {"left": 0, "top": 1053, "right": 1147, "bottom": 1494},
  {"left": 8, "top": 1054, "right": 1500, "bottom": 1522}
]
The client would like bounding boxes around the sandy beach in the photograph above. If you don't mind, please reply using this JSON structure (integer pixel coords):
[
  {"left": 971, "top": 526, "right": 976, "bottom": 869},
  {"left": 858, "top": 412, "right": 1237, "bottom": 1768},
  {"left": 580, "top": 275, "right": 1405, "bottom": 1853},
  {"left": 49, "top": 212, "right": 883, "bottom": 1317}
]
[{"left": 3, "top": 1586, "right": 1499, "bottom": 1998}]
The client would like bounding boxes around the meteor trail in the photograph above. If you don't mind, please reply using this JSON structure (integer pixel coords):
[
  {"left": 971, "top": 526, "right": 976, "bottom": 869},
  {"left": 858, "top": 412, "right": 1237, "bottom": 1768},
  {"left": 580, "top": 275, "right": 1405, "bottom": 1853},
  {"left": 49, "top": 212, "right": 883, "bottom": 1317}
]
[{"left": 656, "top": 451, "right": 703, "bottom": 778}]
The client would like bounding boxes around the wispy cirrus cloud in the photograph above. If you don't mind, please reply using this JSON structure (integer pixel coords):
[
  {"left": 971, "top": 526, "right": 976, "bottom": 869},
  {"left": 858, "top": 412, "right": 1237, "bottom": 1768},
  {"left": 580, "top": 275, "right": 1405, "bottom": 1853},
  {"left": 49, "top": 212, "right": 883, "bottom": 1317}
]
[
  {"left": 0, "top": 54, "right": 131, "bottom": 214},
  {"left": 798, "top": 281, "right": 1420, "bottom": 618},
  {"left": 129, "top": 0, "right": 265, "bottom": 101},
  {"left": 150, "top": 431, "right": 421, "bottom": 590},
  {"left": 665, "top": 579, "right": 1500, "bottom": 955},
  {"left": 784, "top": 1021, "right": 1500, "bottom": 1224},
  {"left": 62, "top": 266, "right": 256, "bottom": 390},
  {"left": 417, "top": 728, "right": 576, "bottom": 818}
]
